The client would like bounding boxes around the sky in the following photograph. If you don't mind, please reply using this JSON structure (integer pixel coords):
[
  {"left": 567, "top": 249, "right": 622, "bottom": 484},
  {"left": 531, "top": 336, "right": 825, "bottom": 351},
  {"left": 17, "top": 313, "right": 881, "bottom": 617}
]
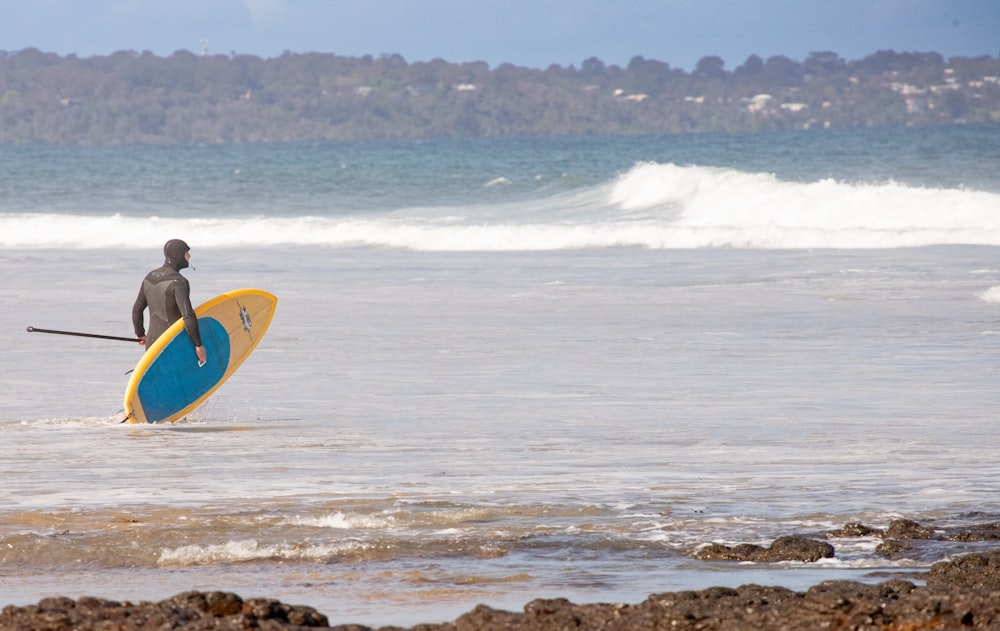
[{"left": 1, "top": 0, "right": 997, "bottom": 71}]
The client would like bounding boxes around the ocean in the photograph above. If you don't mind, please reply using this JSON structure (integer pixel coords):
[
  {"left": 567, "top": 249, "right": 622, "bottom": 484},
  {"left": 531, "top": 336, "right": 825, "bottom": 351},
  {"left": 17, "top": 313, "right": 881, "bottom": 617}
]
[{"left": 2, "top": 125, "right": 1000, "bottom": 627}]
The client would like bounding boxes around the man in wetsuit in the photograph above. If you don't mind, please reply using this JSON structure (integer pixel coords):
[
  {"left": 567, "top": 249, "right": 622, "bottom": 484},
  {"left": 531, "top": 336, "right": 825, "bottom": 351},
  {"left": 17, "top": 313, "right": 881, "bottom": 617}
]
[{"left": 132, "top": 238, "right": 207, "bottom": 366}]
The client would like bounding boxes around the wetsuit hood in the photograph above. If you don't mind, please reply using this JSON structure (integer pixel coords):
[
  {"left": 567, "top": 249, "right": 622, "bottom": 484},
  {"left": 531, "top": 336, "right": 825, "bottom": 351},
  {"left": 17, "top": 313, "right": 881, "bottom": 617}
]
[{"left": 163, "top": 239, "right": 190, "bottom": 270}]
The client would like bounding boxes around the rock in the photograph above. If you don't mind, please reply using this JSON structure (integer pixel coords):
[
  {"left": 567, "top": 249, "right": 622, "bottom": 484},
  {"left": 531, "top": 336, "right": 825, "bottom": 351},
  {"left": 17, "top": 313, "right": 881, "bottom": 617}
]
[
  {"left": 766, "top": 535, "right": 835, "bottom": 562},
  {"left": 6, "top": 553, "right": 1000, "bottom": 630},
  {"left": 827, "top": 522, "right": 885, "bottom": 538},
  {"left": 0, "top": 591, "right": 328, "bottom": 630},
  {"left": 875, "top": 538, "right": 915, "bottom": 559},
  {"left": 942, "top": 522, "right": 1000, "bottom": 542},
  {"left": 886, "top": 518, "right": 935, "bottom": 540},
  {"left": 926, "top": 550, "right": 1000, "bottom": 591},
  {"left": 695, "top": 542, "right": 765, "bottom": 561},
  {"left": 830, "top": 517, "right": 1000, "bottom": 544},
  {"left": 696, "top": 535, "right": 834, "bottom": 562}
]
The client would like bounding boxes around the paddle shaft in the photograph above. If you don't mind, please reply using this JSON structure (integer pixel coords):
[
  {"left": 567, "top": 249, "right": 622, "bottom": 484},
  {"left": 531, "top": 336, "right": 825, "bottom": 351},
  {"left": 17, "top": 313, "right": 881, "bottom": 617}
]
[{"left": 27, "top": 326, "right": 140, "bottom": 343}]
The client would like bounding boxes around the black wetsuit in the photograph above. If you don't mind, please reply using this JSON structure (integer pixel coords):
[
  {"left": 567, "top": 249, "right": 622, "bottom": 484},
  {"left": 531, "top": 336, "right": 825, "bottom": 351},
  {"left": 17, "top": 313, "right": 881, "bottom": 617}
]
[{"left": 132, "top": 241, "right": 202, "bottom": 350}]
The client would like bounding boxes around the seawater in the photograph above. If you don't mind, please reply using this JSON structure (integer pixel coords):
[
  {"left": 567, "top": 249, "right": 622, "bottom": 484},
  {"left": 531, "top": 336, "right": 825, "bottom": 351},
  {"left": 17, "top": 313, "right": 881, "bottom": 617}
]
[{"left": 2, "top": 126, "right": 1000, "bottom": 626}]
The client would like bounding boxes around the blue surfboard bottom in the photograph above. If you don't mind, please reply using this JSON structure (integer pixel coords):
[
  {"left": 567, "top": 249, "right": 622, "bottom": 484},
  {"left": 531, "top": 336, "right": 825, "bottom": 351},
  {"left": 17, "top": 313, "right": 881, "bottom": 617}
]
[{"left": 137, "top": 318, "right": 231, "bottom": 423}]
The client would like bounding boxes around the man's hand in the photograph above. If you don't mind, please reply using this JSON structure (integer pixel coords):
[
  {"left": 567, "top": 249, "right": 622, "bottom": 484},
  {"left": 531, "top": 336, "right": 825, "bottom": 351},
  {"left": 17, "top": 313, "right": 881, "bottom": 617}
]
[
  {"left": 137, "top": 336, "right": 146, "bottom": 347},
  {"left": 195, "top": 345, "right": 207, "bottom": 367}
]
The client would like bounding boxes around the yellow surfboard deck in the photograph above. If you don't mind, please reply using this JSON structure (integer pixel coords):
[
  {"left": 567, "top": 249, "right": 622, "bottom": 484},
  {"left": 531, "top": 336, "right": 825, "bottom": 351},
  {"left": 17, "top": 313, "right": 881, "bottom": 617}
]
[{"left": 123, "top": 288, "right": 277, "bottom": 424}]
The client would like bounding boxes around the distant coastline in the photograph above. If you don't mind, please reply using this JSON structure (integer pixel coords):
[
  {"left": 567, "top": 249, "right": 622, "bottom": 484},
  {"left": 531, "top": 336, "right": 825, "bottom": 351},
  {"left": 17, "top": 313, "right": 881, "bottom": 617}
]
[{"left": 0, "top": 48, "right": 997, "bottom": 144}]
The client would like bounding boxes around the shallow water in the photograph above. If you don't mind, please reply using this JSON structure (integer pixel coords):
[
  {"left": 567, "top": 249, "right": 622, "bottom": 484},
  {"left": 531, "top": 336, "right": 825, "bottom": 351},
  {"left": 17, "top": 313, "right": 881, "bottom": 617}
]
[
  {"left": 4, "top": 243, "right": 1000, "bottom": 625},
  {"left": 2, "top": 128, "right": 1000, "bottom": 626}
]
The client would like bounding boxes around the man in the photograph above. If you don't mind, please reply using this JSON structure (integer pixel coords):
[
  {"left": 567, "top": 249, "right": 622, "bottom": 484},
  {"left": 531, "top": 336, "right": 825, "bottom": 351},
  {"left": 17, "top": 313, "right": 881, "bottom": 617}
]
[{"left": 132, "top": 238, "right": 207, "bottom": 366}]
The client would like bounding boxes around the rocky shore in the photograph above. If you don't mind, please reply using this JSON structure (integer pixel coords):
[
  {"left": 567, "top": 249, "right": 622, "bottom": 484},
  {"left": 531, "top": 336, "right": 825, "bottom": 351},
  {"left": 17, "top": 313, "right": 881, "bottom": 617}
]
[{"left": 4, "top": 518, "right": 1000, "bottom": 630}]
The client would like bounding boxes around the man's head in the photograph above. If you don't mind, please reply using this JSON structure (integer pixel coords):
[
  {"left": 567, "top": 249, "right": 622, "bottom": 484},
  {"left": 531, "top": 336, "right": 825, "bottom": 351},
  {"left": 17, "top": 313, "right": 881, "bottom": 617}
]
[{"left": 163, "top": 239, "right": 191, "bottom": 270}]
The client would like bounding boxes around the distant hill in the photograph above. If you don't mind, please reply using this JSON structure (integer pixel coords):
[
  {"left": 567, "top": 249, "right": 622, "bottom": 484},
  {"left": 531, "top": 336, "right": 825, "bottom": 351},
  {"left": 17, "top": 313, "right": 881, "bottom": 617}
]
[{"left": 0, "top": 48, "right": 997, "bottom": 144}]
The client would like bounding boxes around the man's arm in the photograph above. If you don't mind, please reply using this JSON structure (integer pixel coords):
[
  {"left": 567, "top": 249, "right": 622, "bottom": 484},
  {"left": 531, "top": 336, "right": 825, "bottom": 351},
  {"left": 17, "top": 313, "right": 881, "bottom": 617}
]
[
  {"left": 131, "top": 287, "right": 148, "bottom": 346},
  {"left": 173, "top": 280, "right": 207, "bottom": 365}
]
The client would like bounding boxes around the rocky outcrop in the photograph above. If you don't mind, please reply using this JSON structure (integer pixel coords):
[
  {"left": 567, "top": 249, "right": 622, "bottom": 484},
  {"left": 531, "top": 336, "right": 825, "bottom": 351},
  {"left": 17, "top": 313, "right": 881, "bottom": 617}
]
[
  {"left": 8, "top": 563, "right": 1000, "bottom": 631},
  {"left": 695, "top": 535, "right": 835, "bottom": 562},
  {"left": 823, "top": 516, "right": 1000, "bottom": 560},
  {"left": 5, "top": 548, "right": 1000, "bottom": 630},
  {"left": 0, "top": 591, "right": 329, "bottom": 631},
  {"left": 926, "top": 549, "right": 1000, "bottom": 591},
  {"left": 885, "top": 518, "right": 935, "bottom": 540}
]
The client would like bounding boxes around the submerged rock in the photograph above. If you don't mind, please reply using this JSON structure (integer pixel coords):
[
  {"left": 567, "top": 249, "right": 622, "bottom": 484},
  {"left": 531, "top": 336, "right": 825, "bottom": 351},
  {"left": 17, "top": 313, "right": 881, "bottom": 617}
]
[
  {"left": 826, "top": 522, "right": 885, "bottom": 538},
  {"left": 695, "top": 535, "right": 835, "bottom": 562},
  {"left": 886, "top": 518, "right": 936, "bottom": 540},
  {"left": 941, "top": 522, "right": 1000, "bottom": 542},
  {"left": 875, "top": 538, "right": 916, "bottom": 559}
]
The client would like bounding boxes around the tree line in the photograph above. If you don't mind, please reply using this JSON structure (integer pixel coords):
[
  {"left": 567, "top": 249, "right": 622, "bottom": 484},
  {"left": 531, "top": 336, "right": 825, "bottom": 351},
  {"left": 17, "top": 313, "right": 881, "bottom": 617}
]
[{"left": 0, "top": 48, "right": 997, "bottom": 144}]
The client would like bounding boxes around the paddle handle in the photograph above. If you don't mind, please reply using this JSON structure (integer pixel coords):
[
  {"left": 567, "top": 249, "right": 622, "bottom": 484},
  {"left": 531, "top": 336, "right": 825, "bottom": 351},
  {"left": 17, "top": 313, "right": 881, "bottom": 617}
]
[{"left": 27, "top": 326, "right": 141, "bottom": 343}]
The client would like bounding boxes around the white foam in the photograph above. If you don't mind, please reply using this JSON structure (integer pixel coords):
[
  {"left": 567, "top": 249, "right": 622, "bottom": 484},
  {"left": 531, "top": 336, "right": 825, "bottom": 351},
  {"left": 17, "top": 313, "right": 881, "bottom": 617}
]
[
  {"left": 979, "top": 286, "right": 1000, "bottom": 303},
  {"left": 282, "top": 511, "right": 396, "bottom": 529},
  {"left": 0, "top": 416, "right": 122, "bottom": 429},
  {"left": 158, "top": 539, "right": 365, "bottom": 565}
]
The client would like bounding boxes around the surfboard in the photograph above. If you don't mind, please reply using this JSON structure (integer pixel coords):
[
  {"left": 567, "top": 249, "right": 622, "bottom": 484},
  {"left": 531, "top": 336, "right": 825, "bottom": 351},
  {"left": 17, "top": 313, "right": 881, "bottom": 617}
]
[{"left": 123, "top": 288, "right": 277, "bottom": 424}]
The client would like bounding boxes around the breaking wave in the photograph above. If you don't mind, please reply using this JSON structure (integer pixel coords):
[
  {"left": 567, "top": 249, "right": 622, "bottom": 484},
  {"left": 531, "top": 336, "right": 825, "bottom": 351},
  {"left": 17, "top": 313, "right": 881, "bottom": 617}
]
[{"left": 3, "top": 163, "right": 998, "bottom": 251}]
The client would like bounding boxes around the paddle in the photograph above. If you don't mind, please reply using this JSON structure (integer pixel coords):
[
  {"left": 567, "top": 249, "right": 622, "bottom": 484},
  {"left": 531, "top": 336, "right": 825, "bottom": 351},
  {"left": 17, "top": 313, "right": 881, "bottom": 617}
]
[{"left": 26, "top": 326, "right": 141, "bottom": 343}]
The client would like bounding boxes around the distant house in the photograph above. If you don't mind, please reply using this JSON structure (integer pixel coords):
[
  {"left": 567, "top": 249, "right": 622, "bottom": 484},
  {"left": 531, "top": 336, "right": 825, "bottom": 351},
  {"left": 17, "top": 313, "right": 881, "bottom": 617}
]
[
  {"left": 747, "top": 94, "right": 773, "bottom": 113},
  {"left": 781, "top": 102, "right": 808, "bottom": 112},
  {"left": 612, "top": 88, "right": 648, "bottom": 102},
  {"left": 890, "top": 83, "right": 924, "bottom": 95}
]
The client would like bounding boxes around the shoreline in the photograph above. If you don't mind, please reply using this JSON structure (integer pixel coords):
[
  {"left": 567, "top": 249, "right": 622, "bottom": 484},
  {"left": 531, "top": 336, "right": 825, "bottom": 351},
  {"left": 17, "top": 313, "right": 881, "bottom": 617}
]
[{"left": 4, "top": 550, "right": 999, "bottom": 630}]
